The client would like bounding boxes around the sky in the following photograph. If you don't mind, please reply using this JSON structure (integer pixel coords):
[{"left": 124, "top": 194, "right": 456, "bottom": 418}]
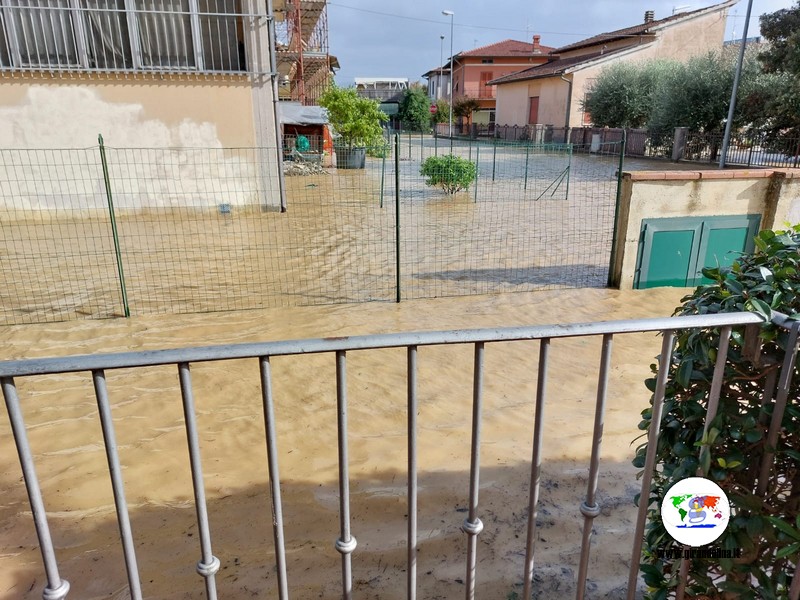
[{"left": 327, "top": 0, "right": 795, "bottom": 85}]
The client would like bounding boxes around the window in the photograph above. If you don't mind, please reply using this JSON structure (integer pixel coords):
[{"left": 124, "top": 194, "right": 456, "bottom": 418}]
[
  {"left": 481, "top": 58, "right": 493, "bottom": 64},
  {"left": 0, "top": 0, "right": 246, "bottom": 73}
]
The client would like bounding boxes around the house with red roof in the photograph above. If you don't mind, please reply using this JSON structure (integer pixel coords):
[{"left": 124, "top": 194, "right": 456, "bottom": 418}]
[
  {"left": 423, "top": 36, "right": 554, "bottom": 129},
  {"left": 490, "top": 1, "right": 736, "bottom": 129}
]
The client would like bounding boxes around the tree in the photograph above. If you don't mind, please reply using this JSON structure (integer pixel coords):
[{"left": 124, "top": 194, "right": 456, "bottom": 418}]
[
  {"left": 399, "top": 85, "right": 431, "bottom": 132},
  {"left": 318, "top": 86, "right": 387, "bottom": 149},
  {"left": 453, "top": 97, "right": 480, "bottom": 121},
  {"left": 431, "top": 99, "right": 450, "bottom": 125},
  {"left": 583, "top": 61, "right": 671, "bottom": 128},
  {"left": 758, "top": 1, "right": 800, "bottom": 141}
]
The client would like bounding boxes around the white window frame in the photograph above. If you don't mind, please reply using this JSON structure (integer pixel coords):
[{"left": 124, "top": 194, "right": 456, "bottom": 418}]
[{"left": 0, "top": 0, "right": 240, "bottom": 73}]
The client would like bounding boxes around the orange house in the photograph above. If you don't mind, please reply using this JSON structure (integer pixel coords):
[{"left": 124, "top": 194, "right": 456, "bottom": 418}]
[{"left": 426, "top": 36, "right": 553, "bottom": 127}]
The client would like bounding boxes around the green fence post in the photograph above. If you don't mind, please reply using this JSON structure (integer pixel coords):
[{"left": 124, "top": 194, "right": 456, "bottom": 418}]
[
  {"left": 565, "top": 142, "right": 572, "bottom": 200},
  {"left": 492, "top": 136, "right": 497, "bottom": 182},
  {"left": 474, "top": 145, "right": 480, "bottom": 203},
  {"left": 523, "top": 142, "right": 531, "bottom": 191},
  {"left": 98, "top": 134, "right": 130, "bottom": 318},
  {"left": 607, "top": 130, "right": 627, "bottom": 287},
  {"left": 395, "top": 133, "right": 401, "bottom": 302},
  {"left": 408, "top": 131, "right": 412, "bottom": 162},
  {"left": 468, "top": 137, "right": 473, "bottom": 161},
  {"left": 435, "top": 131, "right": 439, "bottom": 156},
  {"left": 380, "top": 146, "right": 386, "bottom": 208}
]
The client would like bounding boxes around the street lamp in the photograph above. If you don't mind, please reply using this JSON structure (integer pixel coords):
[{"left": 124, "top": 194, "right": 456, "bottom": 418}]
[
  {"left": 438, "top": 35, "right": 444, "bottom": 100},
  {"left": 442, "top": 10, "right": 454, "bottom": 139}
]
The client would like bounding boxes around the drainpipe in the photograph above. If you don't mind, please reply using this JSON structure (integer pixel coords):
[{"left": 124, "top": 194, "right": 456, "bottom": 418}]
[
  {"left": 266, "top": 0, "right": 288, "bottom": 212},
  {"left": 559, "top": 73, "right": 572, "bottom": 129}
]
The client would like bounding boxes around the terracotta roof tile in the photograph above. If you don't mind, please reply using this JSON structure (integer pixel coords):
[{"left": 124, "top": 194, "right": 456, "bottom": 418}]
[
  {"left": 458, "top": 38, "right": 555, "bottom": 58},
  {"left": 488, "top": 48, "right": 629, "bottom": 85}
]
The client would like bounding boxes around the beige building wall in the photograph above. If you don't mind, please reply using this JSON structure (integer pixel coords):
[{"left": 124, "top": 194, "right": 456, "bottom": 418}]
[
  {"left": 496, "top": 8, "right": 730, "bottom": 128},
  {"left": 494, "top": 81, "right": 529, "bottom": 126},
  {"left": 0, "top": 74, "right": 257, "bottom": 148},
  {"left": 612, "top": 170, "right": 800, "bottom": 289}
]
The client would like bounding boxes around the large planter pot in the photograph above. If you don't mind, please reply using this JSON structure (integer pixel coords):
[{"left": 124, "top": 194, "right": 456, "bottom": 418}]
[{"left": 335, "top": 146, "right": 366, "bottom": 169}]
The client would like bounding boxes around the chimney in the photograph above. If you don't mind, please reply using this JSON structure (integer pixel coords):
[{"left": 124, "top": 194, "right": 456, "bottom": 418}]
[
  {"left": 644, "top": 10, "right": 655, "bottom": 23},
  {"left": 532, "top": 34, "right": 541, "bottom": 53}
]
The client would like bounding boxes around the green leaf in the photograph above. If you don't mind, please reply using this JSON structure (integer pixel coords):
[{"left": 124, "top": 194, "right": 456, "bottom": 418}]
[
  {"left": 676, "top": 359, "right": 694, "bottom": 388},
  {"left": 768, "top": 516, "right": 800, "bottom": 542},
  {"left": 775, "top": 541, "right": 800, "bottom": 559},
  {"left": 748, "top": 298, "right": 772, "bottom": 318}
]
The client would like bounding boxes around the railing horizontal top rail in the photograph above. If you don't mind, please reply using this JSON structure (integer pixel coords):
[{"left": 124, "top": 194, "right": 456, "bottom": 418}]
[{"left": 0, "top": 312, "right": 764, "bottom": 378}]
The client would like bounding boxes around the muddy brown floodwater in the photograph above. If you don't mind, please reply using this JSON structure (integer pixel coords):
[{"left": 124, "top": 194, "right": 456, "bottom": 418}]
[{"left": 0, "top": 286, "right": 691, "bottom": 599}]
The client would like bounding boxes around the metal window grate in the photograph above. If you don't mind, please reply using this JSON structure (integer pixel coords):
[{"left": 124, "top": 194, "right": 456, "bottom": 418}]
[{"left": 0, "top": 0, "right": 253, "bottom": 74}]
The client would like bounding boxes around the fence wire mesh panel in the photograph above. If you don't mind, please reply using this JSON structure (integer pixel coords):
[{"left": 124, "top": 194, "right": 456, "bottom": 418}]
[
  {"left": 0, "top": 148, "right": 124, "bottom": 325},
  {"left": 400, "top": 137, "right": 621, "bottom": 299},
  {"left": 103, "top": 145, "right": 395, "bottom": 315},
  {"left": 1, "top": 135, "right": 621, "bottom": 324}
]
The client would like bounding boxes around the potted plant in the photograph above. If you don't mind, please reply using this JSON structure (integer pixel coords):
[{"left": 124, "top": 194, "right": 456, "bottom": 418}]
[{"left": 318, "top": 86, "right": 387, "bottom": 169}]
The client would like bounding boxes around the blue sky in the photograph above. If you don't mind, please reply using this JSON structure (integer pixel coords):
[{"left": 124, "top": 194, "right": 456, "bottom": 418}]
[{"left": 327, "top": 0, "right": 794, "bottom": 85}]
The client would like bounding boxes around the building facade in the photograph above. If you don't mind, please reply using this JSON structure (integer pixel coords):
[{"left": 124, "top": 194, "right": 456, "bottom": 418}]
[
  {"left": 491, "top": 1, "right": 736, "bottom": 128},
  {"left": 0, "top": 0, "right": 284, "bottom": 209}
]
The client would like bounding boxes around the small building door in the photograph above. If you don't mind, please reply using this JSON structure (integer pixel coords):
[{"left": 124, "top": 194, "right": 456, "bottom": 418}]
[
  {"left": 528, "top": 96, "right": 539, "bottom": 125},
  {"left": 634, "top": 215, "right": 761, "bottom": 288}
]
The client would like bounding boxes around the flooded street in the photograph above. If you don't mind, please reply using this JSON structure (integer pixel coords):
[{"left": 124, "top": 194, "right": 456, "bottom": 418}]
[
  {"left": 1, "top": 141, "right": 625, "bottom": 325},
  {"left": 0, "top": 286, "right": 690, "bottom": 599}
]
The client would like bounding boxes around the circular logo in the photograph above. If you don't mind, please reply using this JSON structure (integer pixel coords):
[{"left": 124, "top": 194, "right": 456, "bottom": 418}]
[{"left": 660, "top": 477, "right": 730, "bottom": 546}]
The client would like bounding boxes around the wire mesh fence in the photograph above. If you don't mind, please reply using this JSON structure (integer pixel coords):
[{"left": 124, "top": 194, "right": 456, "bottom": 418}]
[{"left": 0, "top": 135, "right": 623, "bottom": 325}]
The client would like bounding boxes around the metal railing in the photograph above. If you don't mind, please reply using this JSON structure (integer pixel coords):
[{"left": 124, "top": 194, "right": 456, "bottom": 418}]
[
  {"left": 0, "top": 0, "right": 254, "bottom": 75},
  {"left": 6, "top": 309, "right": 797, "bottom": 600}
]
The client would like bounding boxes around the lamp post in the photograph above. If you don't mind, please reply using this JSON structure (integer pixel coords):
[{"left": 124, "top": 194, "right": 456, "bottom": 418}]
[
  {"left": 442, "top": 10, "right": 454, "bottom": 139},
  {"left": 438, "top": 35, "right": 444, "bottom": 100}
]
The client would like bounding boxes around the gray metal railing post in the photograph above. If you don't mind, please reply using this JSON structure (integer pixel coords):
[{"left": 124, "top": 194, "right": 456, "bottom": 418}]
[
  {"left": 697, "top": 326, "right": 732, "bottom": 475},
  {"left": 522, "top": 338, "right": 551, "bottom": 599},
  {"left": 177, "top": 364, "right": 220, "bottom": 600},
  {"left": 335, "top": 351, "right": 357, "bottom": 600},
  {"left": 259, "top": 356, "right": 289, "bottom": 600},
  {"left": 98, "top": 134, "right": 130, "bottom": 318},
  {"left": 407, "top": 346, "right": 419, "bottom": 600},
  {"left": 395, "top": 133, "right": 401, "bottom": 303},
  {"left": 92, "top": 369, "right": 144, "bottom": 600},
  {"left": 576, "top": 334, "right": 613, "bottom": 600},
  {"left": 1, "top": 377, "right": 71, "bottom": 600},
  {"left": 463, "top": 342, "right": 486, "bottom": 600},
  {"left": 626, "top": 331, "right": 676, "bottom": 600},
  {"left": 757, "top": 320, "right": 800, "bottom": 495}
]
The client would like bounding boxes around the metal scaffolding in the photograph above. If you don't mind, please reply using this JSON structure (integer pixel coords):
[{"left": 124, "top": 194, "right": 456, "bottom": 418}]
[{"left": 274, "top": 0, "right": 336, "bottom": 105}]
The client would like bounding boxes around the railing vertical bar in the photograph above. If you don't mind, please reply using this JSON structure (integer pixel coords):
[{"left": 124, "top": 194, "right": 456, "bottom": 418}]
[
  {"left": 463, "top": 342, "right": 486, "bottom": 600},
  {"left": 92, "top": 369, "right": 143, "bottom": 600},
  {"left": 757, "top": 320, "right": 800, "bottom": 496},
  {"left": 1, "top": 377, "right": 71, "bottom": 600},
  {"left": 576, "top": 333, "right": 613, "bottom": 600},
  {"left": 626, "top": 330, "right": 676, "bottom": 600},
  {"left": 407, "top": 345, "right": 418, "bottom": 600},
  {"left": 700, "top": 325, "right": 732, "bottom": 440},
  {"left": 258, "top": 356, "right": 289, "bottom": 600},
  {"left": 335, "top": 350, "right": 357, "bottom": 600},
  {"left": 522, "top": 338, "right": 551, "bottom": 600},
  {"left": 177, "top": 363, "right": 220, "bottom": 600}
]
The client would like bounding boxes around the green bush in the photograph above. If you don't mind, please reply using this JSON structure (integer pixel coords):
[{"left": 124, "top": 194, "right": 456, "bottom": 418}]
[
  {"left": 634, "top": 226, "right": 800, "bottom": 599},
  {"left": 420, "top": 154, "right": 477, "bottom": 194}
]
